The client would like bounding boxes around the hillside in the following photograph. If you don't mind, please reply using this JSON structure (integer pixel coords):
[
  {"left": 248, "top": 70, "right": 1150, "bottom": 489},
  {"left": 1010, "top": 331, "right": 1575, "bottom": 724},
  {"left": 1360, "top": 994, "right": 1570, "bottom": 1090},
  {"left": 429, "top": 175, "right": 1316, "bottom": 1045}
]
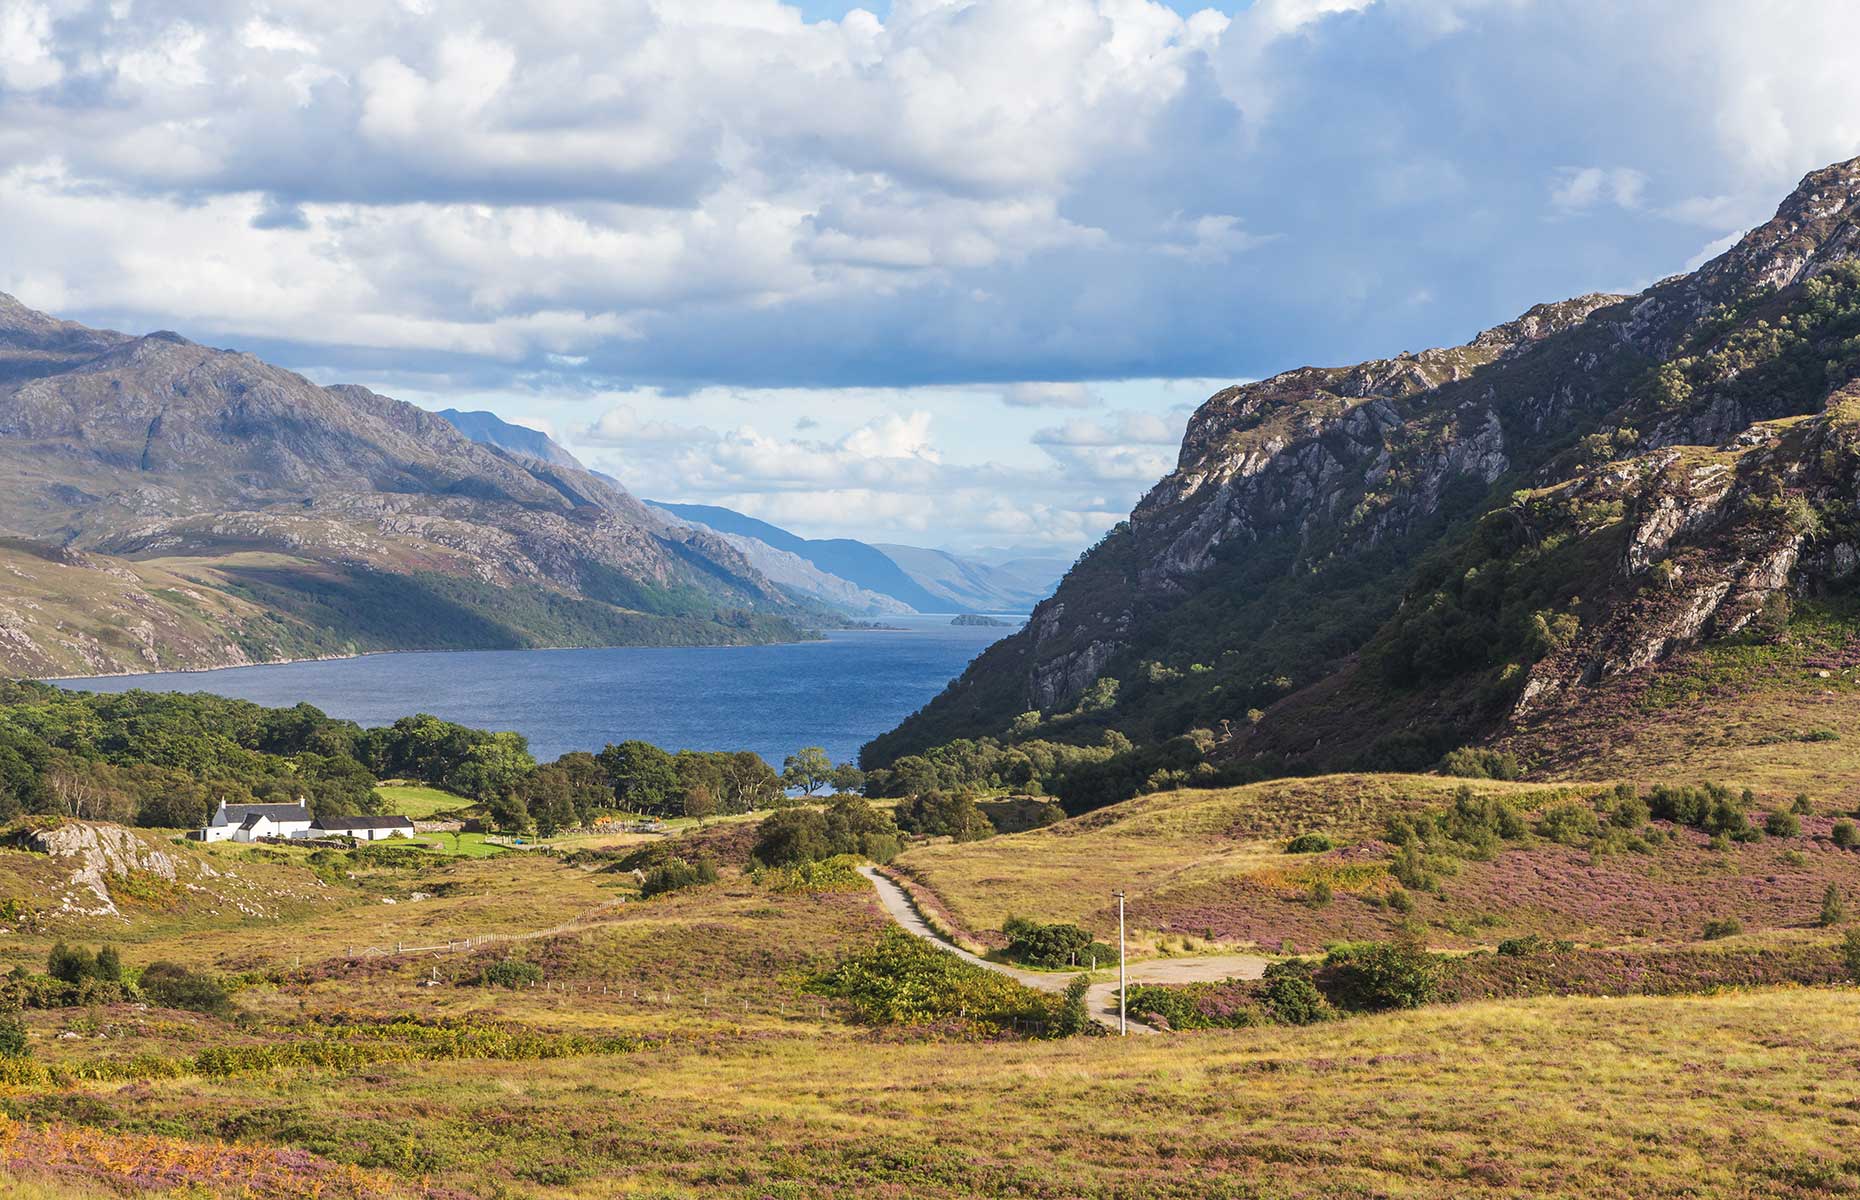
[
  {"left": 867, "top": 155, "right": 1860, "bottom": 784},
  {"left": 0, "top": 297, "right": 813, "bottom": 675}
]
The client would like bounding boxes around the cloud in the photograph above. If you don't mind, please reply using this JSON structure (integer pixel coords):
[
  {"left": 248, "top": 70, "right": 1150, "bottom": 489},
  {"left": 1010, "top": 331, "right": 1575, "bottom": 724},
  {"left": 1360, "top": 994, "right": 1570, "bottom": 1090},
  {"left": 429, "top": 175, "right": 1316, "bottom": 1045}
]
[
  {"left": 0, "top": 1, "right": 62, "bottom": 91},
  {"left": 1550, "top": 166, "right": 1648, "bottom": 213},
  {"left": 1000, "top": 382, "right": 1098, "bottom": 409}
]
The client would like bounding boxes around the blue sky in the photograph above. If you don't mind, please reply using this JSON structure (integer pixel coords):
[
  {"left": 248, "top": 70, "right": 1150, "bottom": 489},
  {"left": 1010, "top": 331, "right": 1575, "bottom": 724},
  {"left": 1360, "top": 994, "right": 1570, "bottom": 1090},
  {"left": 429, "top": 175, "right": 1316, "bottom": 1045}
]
[{"left": 3, "top": 1, "right": 1858, "bottom": 551}]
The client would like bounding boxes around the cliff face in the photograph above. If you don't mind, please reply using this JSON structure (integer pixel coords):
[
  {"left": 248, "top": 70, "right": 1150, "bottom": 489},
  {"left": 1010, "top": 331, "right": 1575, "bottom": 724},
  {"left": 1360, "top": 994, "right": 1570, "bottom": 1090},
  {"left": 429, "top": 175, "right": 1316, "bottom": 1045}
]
[
  {"left": 0, "top": 300, "right": 810, "bottom": 675},
  {"left": 867, "top": 156, "right": 1860, "bottom": 772}
]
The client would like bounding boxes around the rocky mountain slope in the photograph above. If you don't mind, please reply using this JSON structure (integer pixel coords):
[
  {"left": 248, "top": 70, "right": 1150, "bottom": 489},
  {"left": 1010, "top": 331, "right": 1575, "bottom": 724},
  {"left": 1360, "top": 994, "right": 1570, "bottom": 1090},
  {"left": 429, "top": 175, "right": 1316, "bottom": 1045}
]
[
  {"left": 0, "top": 297, "right": 811, "bottom": 676},
  {"left": 438, "top": 408, "right": 583, "bottom": 470},
  {"left": 867, "top": 155, "right": 1860, "bottom": 779}
]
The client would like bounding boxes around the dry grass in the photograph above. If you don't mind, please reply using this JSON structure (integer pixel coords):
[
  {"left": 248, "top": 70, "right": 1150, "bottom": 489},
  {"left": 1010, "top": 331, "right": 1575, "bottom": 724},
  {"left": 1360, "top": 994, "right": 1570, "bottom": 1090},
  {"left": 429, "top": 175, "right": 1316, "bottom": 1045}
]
[{"left": 891, "top": 773, "right": 1588, "bottom": 947}]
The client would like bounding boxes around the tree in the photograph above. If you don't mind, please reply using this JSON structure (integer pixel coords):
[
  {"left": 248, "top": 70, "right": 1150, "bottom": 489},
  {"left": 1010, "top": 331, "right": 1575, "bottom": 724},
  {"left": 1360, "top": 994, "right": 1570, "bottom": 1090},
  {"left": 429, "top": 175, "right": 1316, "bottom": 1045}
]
[
  {"left": 598, "top": 741, "right": 680, "bottom": 815},
  {"left": 823, "top": 796, "right": 901, "bottom": 861},
  {"left": 1821, "top": 883, "right": 1848, "bottom": 928},
  {"left": 721, "top": 751, "right": 782, "bottom": 813},
  {"left": 897, "top": 791, "right": 994, "bottom": 842},
  {"left": 754, "top": 808, "right": 831, "bottom": 867},
  {"left": 829, "top": 762, "right": 867, "bottom": 795},
  {"left": 682, "top": 784, "right": 717, "bottom": 825},
  {"left": 782, "top": 747, "right": 833, "bottom": 795},
  {"left": 443, "top": 732, "right": 536, "bottom": 803}
]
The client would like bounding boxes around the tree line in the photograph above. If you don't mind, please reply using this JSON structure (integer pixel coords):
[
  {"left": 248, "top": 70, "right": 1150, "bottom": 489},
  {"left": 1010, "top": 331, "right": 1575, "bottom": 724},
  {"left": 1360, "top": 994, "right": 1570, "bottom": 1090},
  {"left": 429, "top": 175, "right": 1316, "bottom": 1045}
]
[{"left": 0, "top": 681, "right": 861, "bottom": 833}]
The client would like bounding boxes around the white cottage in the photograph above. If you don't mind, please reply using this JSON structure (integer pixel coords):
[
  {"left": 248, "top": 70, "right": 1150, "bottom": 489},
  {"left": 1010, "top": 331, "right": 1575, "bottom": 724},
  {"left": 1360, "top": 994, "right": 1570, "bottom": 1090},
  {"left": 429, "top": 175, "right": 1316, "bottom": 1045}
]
[{"left": 202, "top": 801, "right": 316, "bottom": 842}]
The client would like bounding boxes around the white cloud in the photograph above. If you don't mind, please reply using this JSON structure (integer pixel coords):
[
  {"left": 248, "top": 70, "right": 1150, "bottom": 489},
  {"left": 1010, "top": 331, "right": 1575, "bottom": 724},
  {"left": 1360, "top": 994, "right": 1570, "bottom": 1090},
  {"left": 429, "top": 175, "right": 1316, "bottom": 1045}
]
[
  {"left": 1551, "top": 166, "right": 1648, "bottom": 213},
  {"left": 1000, "top": 382, "right": 1098, "bottom": 409},
  {"left": 0, "top": 0, "right": 63, "bottom": 90}
]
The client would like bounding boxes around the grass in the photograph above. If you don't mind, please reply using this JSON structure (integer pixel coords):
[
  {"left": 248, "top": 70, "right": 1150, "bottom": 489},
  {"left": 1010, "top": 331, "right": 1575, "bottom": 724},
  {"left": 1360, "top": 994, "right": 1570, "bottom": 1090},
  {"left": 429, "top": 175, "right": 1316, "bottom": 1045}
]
[
  {"left": 889, "top": 774, "right": 1588, "bottom": 949},
  {"left": 6, "top": 985, "right": 1860, "bottom": 1197},
  {"left": 374, "top": 784, "right": 470, "bottom": 819},
  {"left": 6, "top": 794, "right": 1860, "bottom": 1198}
]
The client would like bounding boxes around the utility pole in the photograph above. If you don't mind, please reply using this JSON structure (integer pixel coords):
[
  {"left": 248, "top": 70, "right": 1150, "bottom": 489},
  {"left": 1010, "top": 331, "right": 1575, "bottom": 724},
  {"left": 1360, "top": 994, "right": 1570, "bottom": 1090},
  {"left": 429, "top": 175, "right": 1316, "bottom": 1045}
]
[{"left": 1114, "top": 889, "right": 1127, "bottom": 1037}]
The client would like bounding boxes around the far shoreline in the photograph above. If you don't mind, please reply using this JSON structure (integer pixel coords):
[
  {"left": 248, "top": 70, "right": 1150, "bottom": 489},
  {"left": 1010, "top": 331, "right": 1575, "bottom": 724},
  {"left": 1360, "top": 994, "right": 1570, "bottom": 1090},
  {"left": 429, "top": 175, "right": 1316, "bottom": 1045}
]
[{"left": 40, "top": 612, "right": 1026, "bottom": 686}]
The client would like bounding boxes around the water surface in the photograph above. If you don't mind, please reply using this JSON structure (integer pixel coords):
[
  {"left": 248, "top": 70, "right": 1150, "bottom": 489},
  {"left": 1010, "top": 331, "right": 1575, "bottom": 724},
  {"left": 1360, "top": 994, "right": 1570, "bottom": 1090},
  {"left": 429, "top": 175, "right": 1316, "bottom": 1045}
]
[{"left": 56, "top": 615, "right": 1016, "bottom": 766}]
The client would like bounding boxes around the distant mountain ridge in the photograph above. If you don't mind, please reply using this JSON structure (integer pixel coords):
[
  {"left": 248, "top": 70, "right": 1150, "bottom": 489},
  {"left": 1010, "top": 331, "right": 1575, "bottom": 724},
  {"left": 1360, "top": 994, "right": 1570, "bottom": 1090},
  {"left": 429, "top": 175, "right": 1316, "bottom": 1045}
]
[
  {"left": 0, "top": 294, "right": 811, "bottom": 677},
  {"left": 437, "top": 409, "right": 582, "bottom": 469},
  {"left": 647, "top": 501, "right": 1063, "bottom": 615}
]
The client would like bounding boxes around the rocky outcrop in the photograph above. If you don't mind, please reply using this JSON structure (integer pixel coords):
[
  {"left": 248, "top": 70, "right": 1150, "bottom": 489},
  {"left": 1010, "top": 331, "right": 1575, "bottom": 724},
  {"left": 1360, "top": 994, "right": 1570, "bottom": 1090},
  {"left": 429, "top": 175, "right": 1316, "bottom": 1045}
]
[
  {"left": 18, "top": 820, "right": 181, "bottom": 917},
  {"left": 868, "top": 154, "right": 1860, "bottom": 771}
]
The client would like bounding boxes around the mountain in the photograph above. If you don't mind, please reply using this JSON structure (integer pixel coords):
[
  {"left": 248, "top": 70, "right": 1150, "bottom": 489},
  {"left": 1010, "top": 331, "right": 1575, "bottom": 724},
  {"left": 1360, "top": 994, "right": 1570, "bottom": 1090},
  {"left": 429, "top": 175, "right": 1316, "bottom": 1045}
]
[
  {"left": 647, "top": 501, "right": 1064, "bottom": 615},
  {"left": 647, "top": 502, "right": 951, "bottom": 612},
  {"left": 0, "top": 296, "right": 811, "bottom": 676},
  {"left": 438, "top": 408, "right": 583, "bottom": 470},
  {"left": 872, "top": 543, "right": 1065, "bottom": 613},
  {"left": 866, "top": 156, "right": 1860, "bottom": 785},
  {"left": 649, "top": 508, "right": 912, "bottom": 617}
]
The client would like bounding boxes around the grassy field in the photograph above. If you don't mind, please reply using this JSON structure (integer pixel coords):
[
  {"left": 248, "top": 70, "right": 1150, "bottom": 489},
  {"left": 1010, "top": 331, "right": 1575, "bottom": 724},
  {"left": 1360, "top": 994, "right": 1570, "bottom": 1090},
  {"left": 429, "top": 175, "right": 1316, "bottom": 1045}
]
[
  {"left": 889, "top": 773, "right": 1860, "bottom": 954},
  {"left": 4, "top": 781, "right": 1860, "bottom": 1198},
  {"left": 375, "top": 784, "right": 472, "bottom": 819}
]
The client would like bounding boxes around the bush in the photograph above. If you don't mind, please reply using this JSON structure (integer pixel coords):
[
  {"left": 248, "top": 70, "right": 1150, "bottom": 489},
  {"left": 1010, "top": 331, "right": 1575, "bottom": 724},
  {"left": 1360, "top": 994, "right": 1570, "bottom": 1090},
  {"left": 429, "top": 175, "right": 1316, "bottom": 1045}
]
[
  {"left": 1002, "top": 917, "right": 1100, "bottom": 969},
  {"left": 1308, "top": 881, "right": 1333, "bottom": 906},
  {"left": 640, "top": 856, "right": 719, "bottom": 898},
  {"left": 1439, "top": 748, "right": 1521, "bottom": 780},
  {"left": 1537, "top": 801, "right": 1601, "bottom": 846},
  {"left": 1701, "top": 917, "right": 1744, "bottom": 941},
  {"left": 138, "top": 961, "right": 232, "bottom": 1017},
  {"left": 896, "top": 791, "right": 995, "bottom": 842},
  {"left": 1609, "top": 788, "right": 1650, "bottom": 829},
  {"left": 1285, "top": 833, "right": 1334, "bottom": 854},
  {"left": 0, "top": 1011, "right": 26, "bottom": 1058},
  {"left": 1386, "top": 887, "right": 1414, "bottom": 914},
  {"left": 1053, "top": 974, "right": 1102, "bottom": 1037},
  {"left": 757, "top": 855, "right": 866, "bottom": 894},
  {"left": 1844, "top": 929, "right": 1860, "bottom": 981},
  {"left": 1766, "top": 810, "right": 1801, "bottom": 838},
  {"left": 1833, "top": 820, "right": 1859, "bottom": 850},
  {"left": 475, "top": 959, "right": 543, "bottom": 989},
  {"left": 813, "top": 929, "right": 1065, "bottom": 1034},
  {"left": 1320, "top": 941, "right": 1439, "bottom": 1011},
  {"left": 1820, "top": 884, "right": 1847, "bottom": 928},
  {"left": 1792, "top": 794, "right": 1815, "bottom": 815},
  {"left": 1262, "top": 961, "right": 1332, "bottom": 1025}
]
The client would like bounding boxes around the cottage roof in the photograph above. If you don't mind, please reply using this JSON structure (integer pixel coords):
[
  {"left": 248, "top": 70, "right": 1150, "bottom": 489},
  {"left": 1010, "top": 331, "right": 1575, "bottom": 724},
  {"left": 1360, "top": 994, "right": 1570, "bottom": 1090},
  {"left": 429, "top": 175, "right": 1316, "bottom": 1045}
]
[{"left": 216, "top": 802, "right": 312, "bottom": 825}]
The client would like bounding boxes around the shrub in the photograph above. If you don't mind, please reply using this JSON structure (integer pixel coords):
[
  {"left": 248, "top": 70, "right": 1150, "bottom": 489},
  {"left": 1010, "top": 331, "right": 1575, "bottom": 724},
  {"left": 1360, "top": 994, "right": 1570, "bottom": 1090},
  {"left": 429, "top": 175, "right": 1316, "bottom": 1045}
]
[
  {"left": 757, "top": 854, "right": 867, "bottom": 894},
  {"left": 1053, "top": 974, "right": 1102, "bottom": 1037},
  {"left": 813, "top": 929, "right": 1064, "bottom": 1034},
  {"left": 46, "top": 942, "right": 93, "bottom": 985},
  {"left": 1766, "top": 810, "right": 1801, "bottom": 838},
  {"left": 475, "top": 959, "right": 543, "bottom": 989},
  {"left": 1792, "top": 794, "right": 1815, "bottom": 815},
  {"left": 1307, "top": 880, "right": 1334, "bottom": 906},
  {"left": 640, "top": 856, "right": 718, "bottom": 898},
  {"left": 1285, "top": 833, "right": 1334, "bottom": 854},
  {"left": 1262, "top": 961, "right": 1332, "bottom": 1025},
  {"left": 896, "top": 791, "right": 995, "bottom": 842},
  {"left": 1609, "top": 789, "right": 1650, "bottom": 829},
  {"left": 1439, "top": 748, "right": 1521, "bottom": 780},
  {"left": 1844, "top": 929, "right": 1860, "bottom": 980},
  {"left": 1002, "top": 917, "right": 1101, "bottom": 969},
  {"left": 0, "top": 1011, "right": 26, "bottom": 1058},
  {"left": 1320, "top": 941, "right": 1439, "bottom": 1011},
  {"left": 1701, "top": 917, "right": 1744, "bottom": 941},
  {"left": 1820, "top": 883, "right": 1847, "bottom": 928},
  {"left": 138, "top": 962, "right": 232, "bottom": 1017},
  {"left": 1386, "top": 887, "right": 1414, "bottom": 914},
  {"left": 1537, "top": 801, "right": 1601, "bottom": 846},
  {"left": 1833, "top": 820, "right": 1859, "bottom": 850}
]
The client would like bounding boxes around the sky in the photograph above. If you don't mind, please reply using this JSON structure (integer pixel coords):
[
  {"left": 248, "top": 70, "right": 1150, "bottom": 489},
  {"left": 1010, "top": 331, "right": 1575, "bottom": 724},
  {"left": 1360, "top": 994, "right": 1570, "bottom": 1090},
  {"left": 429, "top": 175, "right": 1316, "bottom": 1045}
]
[{"left": 3, "top": 2, "right": 1859, "bottom": 554}]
